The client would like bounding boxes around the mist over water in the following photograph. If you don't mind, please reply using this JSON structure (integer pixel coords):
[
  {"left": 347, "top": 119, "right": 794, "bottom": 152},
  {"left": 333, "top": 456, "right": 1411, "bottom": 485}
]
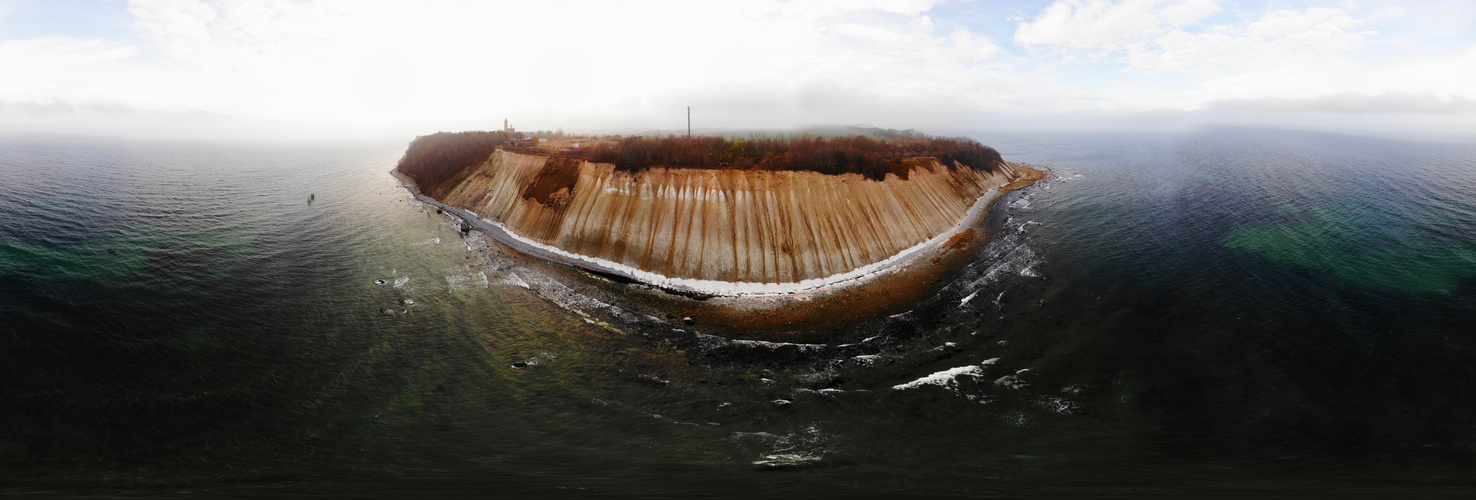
[{"left": 3, "top": 129, "right": 1476, "bottom": 496}]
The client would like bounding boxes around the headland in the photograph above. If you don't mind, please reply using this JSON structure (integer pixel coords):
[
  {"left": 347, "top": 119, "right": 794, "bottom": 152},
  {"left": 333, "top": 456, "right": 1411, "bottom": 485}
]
[{"left": 392, "top": 130, "right": 1044, "bottom": 326}]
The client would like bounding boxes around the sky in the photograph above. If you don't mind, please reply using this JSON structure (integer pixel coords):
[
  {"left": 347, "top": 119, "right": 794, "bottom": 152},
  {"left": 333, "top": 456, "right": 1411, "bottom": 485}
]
[{"left": 2, "top": 0, "right": 1474, "bottom": 141}]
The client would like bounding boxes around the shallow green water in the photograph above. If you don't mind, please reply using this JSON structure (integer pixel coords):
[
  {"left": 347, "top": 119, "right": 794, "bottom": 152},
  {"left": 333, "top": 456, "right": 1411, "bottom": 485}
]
[{"left": 1226, "top": 201, "right": 1476, "bottom": 294}]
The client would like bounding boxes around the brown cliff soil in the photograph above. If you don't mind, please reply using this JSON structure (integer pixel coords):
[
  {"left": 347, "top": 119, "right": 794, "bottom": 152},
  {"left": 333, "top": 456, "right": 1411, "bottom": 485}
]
[
  {"left": 519, "top": 156, "right": 581, "bottom": 207},
  {"left": 943, "top": 229, "right": 976, "bottom": 250},
  {"left": 432, "top": 149, "right": 1025, "bottom": 285},
  {"left": 647, "top": 165, "right": 1047, "bottom": 337},
  {"left": 999, "top": 163, "right": 1049, "bottom": 193},
  {"left": 398, "top": 155, "right": 1048, "bottom": 337}
]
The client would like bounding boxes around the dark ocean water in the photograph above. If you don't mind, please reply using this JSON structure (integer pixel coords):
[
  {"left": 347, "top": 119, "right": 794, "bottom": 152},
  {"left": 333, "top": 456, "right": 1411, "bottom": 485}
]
[{"left": 3, "top": 128, "right": 1476, "bottom": 497}]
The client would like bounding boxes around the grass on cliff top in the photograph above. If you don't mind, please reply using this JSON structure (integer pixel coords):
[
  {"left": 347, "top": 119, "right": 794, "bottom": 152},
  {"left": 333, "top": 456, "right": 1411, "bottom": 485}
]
[{"left": 396, "top": 131, "right": 1004, "bottom": 189}]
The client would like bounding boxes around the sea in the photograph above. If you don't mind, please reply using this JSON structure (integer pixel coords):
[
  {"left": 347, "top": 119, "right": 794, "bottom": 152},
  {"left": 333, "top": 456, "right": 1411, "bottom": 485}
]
[{"left": 3, "top": 128, "right": 1476, "bottom": 497}]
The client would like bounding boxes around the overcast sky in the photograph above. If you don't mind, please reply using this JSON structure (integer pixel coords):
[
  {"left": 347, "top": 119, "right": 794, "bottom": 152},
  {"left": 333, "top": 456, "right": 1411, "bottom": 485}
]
[{"left": 3, "top": 0, "right": 1474, "bottom": 141}]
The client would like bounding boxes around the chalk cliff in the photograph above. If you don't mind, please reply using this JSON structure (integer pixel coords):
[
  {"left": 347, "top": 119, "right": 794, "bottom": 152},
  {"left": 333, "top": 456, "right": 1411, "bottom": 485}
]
[{"left": 425, "top": 149, "right": 1022, "bottom": 285}]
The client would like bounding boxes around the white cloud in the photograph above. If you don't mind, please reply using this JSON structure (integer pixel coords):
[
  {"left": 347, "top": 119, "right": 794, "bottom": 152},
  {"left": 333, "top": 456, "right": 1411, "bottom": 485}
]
[
  {"left": 1210, "top": 92, "right": 1476, "bottom": 114},
  {"left": 1113, "top": 15, "right": 1476, "bottom": 114},
  {"left": 1016, "top": 3, "right": 1371, "bottom": 74},
  {"left": 0, "top": 0, "right": 1023, "bottom": 138},
  {"left": 832, "top": 0, "right": 942, "bottom": 16},
  {"left": 3, "top": 0, "right": 1475, "bottom": 139},
  {"left": 1015, "top": 0, "right": 1219, "bottom": 49},
  {"left": 1126, "top": 8, "right": 1371, "bottom": 72},
  {"left": 129, "top": 0, "right": 218, "bottom": 63},
  {"left": 0, "top": 37, "right": 140, "bottom": 102}
]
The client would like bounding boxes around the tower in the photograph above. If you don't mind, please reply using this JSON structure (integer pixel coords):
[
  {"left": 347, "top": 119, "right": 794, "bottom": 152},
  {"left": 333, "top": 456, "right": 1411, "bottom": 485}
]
[{"left": 504, "top": 119, "right": 509, "bottom": 132}]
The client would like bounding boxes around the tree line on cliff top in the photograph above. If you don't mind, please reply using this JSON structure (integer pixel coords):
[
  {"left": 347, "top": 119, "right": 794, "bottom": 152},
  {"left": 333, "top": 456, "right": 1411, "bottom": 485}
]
[
  {"left": 567, "top": 134, "right": 1001, "bottom": 181},
  {"left": 395, "top": 130, "right": 509, "bottom": 189},
  {"left": 397, "top": 130, "right": 1003, "bottom": 188}
]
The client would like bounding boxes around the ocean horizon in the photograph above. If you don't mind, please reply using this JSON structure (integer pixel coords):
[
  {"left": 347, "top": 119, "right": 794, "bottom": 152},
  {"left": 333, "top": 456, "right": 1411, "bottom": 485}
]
[{"left": 4, "top": 127, "right": 1476, "bottom": 496}]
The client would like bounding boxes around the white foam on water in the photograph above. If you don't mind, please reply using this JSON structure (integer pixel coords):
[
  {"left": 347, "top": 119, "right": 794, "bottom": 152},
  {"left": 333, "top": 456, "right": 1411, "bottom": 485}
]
[
  {"left": 530, "top": 272, "right": 613, "bottom": 312},
  {"left": 498, "top": 272, "right": 531, "bottom": 289},
  {"left": 956, "top": 240, "right": 1043, "bottom": 294},
  {"left": 739, "top": 425, "right": 831, "bottom": 468},
  {"left": 1036, "top": 396, "right": 1078, "bottom": 414},
  {"left": 753, "top": 454, "right": 822, "bottom": 468},
  {"left": 893, "top": 364, "right": 986, "bottom": 391},
  {"left": 392, "top": 276, "right": 410, "bottom": 288},
  {"left": 994, "top": 374, "right": 1028, "bottom": 390},
  {"left": 726, "top": 337, "right": 825, "bottom": 352},
  {"left": 960, "top": 291, "right": 979, "bottom": 307},
  {"left": 445, "top": 270, "right": 488, "bottom": 291},
  {"left": 493, "top": 264, "right": 619, "bottom": 321}
]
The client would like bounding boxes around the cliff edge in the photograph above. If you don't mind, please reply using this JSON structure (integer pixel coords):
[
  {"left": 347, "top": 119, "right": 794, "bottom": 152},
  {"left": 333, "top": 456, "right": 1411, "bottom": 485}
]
[
  {"left": 410, "top": 145, "right": 1025, "bottom": 291},
  {"left": 394, "top": 132, "right": 1039, "bottom": 296}
]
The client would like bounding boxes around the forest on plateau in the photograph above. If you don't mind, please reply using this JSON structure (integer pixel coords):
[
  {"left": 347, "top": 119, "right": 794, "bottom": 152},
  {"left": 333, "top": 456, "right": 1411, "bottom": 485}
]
[
  {"left": 398, "top": 131, "right": 1005, "bottom": 187},
  {"left": 396, "top": 131, "right": 507, "bottom": 189},
  {"left": 529, "top": 135, "right": 1002, "bottom": 181}
]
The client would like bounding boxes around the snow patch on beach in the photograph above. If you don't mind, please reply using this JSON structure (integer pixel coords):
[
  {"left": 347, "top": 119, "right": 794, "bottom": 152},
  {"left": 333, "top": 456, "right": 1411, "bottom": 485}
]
[{"left": 460, "top": 187, "right": 1000, "bottom": 297}]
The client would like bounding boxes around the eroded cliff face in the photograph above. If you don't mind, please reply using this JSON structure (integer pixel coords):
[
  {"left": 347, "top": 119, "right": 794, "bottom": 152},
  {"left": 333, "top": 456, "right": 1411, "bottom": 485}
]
[{"left": 430, "top": 150, "right": 1021, "bottom": 284}]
